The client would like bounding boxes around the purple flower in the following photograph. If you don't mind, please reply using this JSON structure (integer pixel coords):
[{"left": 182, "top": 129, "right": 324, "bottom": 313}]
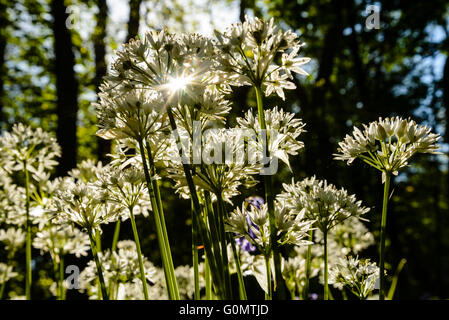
[
  {"left": 234, "top": 196, "right": 265, "bottom": 252},
  {"left": 235, "top": 236, "right": 256, "bottom": 252}
]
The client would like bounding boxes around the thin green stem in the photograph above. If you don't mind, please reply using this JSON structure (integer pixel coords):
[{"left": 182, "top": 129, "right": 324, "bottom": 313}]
[
  {"left": 192, "top": 201, "right": 200, "bottom": 300},
  {"left": 59, "top": 255, "right": 65, "bottom": 300},
  {"left": 230, "top": 239, "right": 247, "bottom": 300},
  {"left": 204, "top": 257, "right": 212, "bottom": 300},
  {"left": 166, "top": 108, "right": 226, "bottom": 299},
  {"left": 303, "top": 229, "right": 314, "bottom": 300},
  {"left": 0, "top": 264, "right": 9, "bottom": 299},
  {"left": 323, "top": 230, "right": 329, "bottom": 300},
  {"left": 264, "top": 254, "right": 272, "bottom": 300},
  {"left": 254, "top": 84, "right": 286, "bottom": 299},
  {"left": 23, "top": 163, "right": 32, "bottom": 300},
  {"left": 88, "top": 229, "right": 109, "bottom": 300},
  {"left": 129, "top": 206, "right": 150, "bottom": 300},
  {"left": 111, "top": 220, "right": 121, "bottom": 252},
  {"left": 216, "top": 195, "right": 232, "bottom": 299},
  {"left": 145, "top": 141, "right": 180, "bottom": 299},
  {"left": 379, "top": 172, "right": 391, "bottom": 300},
  {"left": 137, "top": 138, "right": 176, "bottom": 300}
]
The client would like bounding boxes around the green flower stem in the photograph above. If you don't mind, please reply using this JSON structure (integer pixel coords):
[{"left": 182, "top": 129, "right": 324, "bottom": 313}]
[
  {"left": 203, "top": 192, "right": 226, "bottom": 298},
  {"left": 59, "top": 255, "right": 65, "bottom": 300},
  {"left": 23, "top": 163, "right": 32, "bottom": 300},
  {"left": 192, "top": 201, "right": 200, "bottom": 300},
  {"left": 128, "top": 206, "right": 150, "bottom": 300},
  {"left": 144, "top": 141, "right": 180, "bottom": 299},
  {"left": 323, "top": 230, "right": 329, "bottom": 300},
  {"left": 379, "top": 172, "right": 391, "bottom": 300},
  {"left": 0, "top": 263, "right": 9, "bottom": 299},
  {"left": 166, "top": 107, "right": 226, "bottom": 299},
  {"left": 387, "top": 258, "right": 407, "bottom": 300},
  {"left": 111, "top": 220, "right": 121, "bottom": 252},
  {"left": 254, "top": 84, "right": 286, "bottom": 299},
  {"left": 303, "top": 229, "right": 314, "bottom": 300},
  {"left": 137, "top": 139, "right": 178, "bottom": 300},
  {"left": 230, "top": 239, "right": 247, "bottom": 300},
  {"left": 218, "top": 195, "right": 247, "bottom": 300},
  {"left": 204, "top": 257, "right": 212, "bottom": 300},
  {"left": 107, "top": 220, "right": 121, "bottom": 299},
  {"left": 264, "top": 254, "right": 272, "bottom": 300},
  {"left": 88, "top": 229, "right": 109, "bottom": 300},
  {"left": 216, "top": 195, "right": 232, "bottom": 299}
]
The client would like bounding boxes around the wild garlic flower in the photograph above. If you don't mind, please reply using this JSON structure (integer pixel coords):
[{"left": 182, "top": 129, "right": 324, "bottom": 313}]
[
  {"left": 167, "top": 127, "right": 262, "bottom": 202},
  {"left": 33, "top": 225, "right": 90, "bottom": 259},
  {"left": 237, "top": 106, "right": 305, "bottom": 170},
  {"left": 0, "top": 263, "right": 18, "bottom": 284},
  {"left": 96, "top": 30, "right": 218, "bottom": 142},
  {"left": 214, "top": 16, "right": 310, "bottom": 100},
  {"left": 329, "top": 256, "right": 380, "bottom": 299},
  {"left": 96, "top": 88, "right": 169, "bottom": 141},
  {"left": 79, "top": 240, "right": 157, "bottom": 299},
  {"left": 0, "top": 181, "right": 26, "bottom": 226},
  {"left": 0, "top": 123, "right": 61, "bottom": 176},
  {"left": 68, "top": 159, "right": 104, "bottom": 182},
  {"left": 334, "top": 117, "right": 441, "bottom": 182},
  {"left": 226, "top": 200, "right": 313, "bottom": 251},
  {"left": 53, "top": 178, "right": 122, "bottom": 232},
  {"left": 0, "top": 228, "right": 25, "bottom": 253},
  {"left": 279, "top": 177, "right": 369, "bottom": 234},
  {"left": 95, "top": 164, "right": 152, "bottom": 218}
]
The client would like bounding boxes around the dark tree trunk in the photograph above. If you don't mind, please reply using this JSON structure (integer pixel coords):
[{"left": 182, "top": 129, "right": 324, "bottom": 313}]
[
  {"left": 126, "top": 0, "right": 143, "bottom": 42},
  {"left": 94, "top": 0, "right": 110, "bottom": 164},
  {"left": 51, "top": 0, "right": 79, "bottom": 176},
  {"left": 230, "top": 0, "right": 251, "bottom": 121},
  {"left": 0, "top": 0, "right": 8, "bottom": 127},
  {"left": 306, "top": 0, "right": 343, "bottom": 180}
]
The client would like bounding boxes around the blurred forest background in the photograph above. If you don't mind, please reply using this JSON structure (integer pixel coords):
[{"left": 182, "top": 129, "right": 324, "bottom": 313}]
[{"left": 1, "top": 0, "right": 449, "bottom": 299}]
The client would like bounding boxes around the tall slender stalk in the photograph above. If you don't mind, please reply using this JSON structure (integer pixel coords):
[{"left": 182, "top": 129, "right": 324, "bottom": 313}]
[
  {"left": 137, "top": 138, "right": 178, "bottom": 300},
  {"left": 204, "top": 257, "right": 212, "bottom": 300},
  {"left": 59, "top": 255, "right": 65, "bottom": 300},
  {"left": 88, "top": 229, "right": 109, "bottom": 300},
  {"left": 303, "top": 229, "right": 314, "bottom": 300},
  {"left": 216, "top": 196, "right": 232, "bottom": 299},
  {"left": 264, "top": 254, "right": 272, "bottom": 300},
  {"left": 192, "top": 201, "right": 200, "bottom": 300},
  {"left": 111, "top": 220, "right": 121, "bottom": 252},
  {"left": 323, "top": 230, "right": 329, "bottom": 300},
  {"left": 128, "top": 206, "right": 150, "bottom": 300},
  {"left": 23, "top": 162, "right": 32, "bottom": 300},
  {"left": 379, "top": 172, "right": 391, "bottom": 300},
  {"left": 254, "top": 85, "right": 285, "bottom": 299},
  {"left": 166, "top": 107, "right": 227, "bottom": 299},
  {"left": 144, "top": 141, "right": 179, "bottom": 299},
  {"left": 230, "top": 239, "right": 247, "bottom": 300}
]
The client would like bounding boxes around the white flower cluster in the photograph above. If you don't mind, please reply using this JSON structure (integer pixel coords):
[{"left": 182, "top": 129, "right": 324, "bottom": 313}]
[
  {"left": 334, "top": 117, "right": 440, "bottom": 182},
  {"left": 0, "top": 123, "right": 61, "bottom": 180},
  {"left": 214, "top": 16, "right": 310, "bottom": 100},
  {"left": 279, "top": 176, "right": 370, "bottom": 233},
  {"left": 226, "top": 200, "right": 313, "bottom": 250},
  {"left": 79, "top": 240, "right": 157, "bottom": 300},
  {"left": 33, "top": 225, "right": 90, "bottom": 259},
  {"left": 328, "top": 256, "right": 380, "bottom": 299}
]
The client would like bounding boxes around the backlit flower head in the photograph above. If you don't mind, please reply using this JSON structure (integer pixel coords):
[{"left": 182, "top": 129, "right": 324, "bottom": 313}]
[
  {"left": 334, "top": 117, "right": 441, "bottom": 182},
  {"left": 329, "top": 256, "right": 380, "bottom": 299},
  {"left": 214, "top": 15, "right": 310, "bottom": 100},
  {"left": 279, "top": 176, "right": 369, "bottom": 233},
  {"left": 0, "top": 123, "right": 61, "bottom": 176},
  {"left": 237, "top": 106, "right": 305, "bottom": 170}
]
